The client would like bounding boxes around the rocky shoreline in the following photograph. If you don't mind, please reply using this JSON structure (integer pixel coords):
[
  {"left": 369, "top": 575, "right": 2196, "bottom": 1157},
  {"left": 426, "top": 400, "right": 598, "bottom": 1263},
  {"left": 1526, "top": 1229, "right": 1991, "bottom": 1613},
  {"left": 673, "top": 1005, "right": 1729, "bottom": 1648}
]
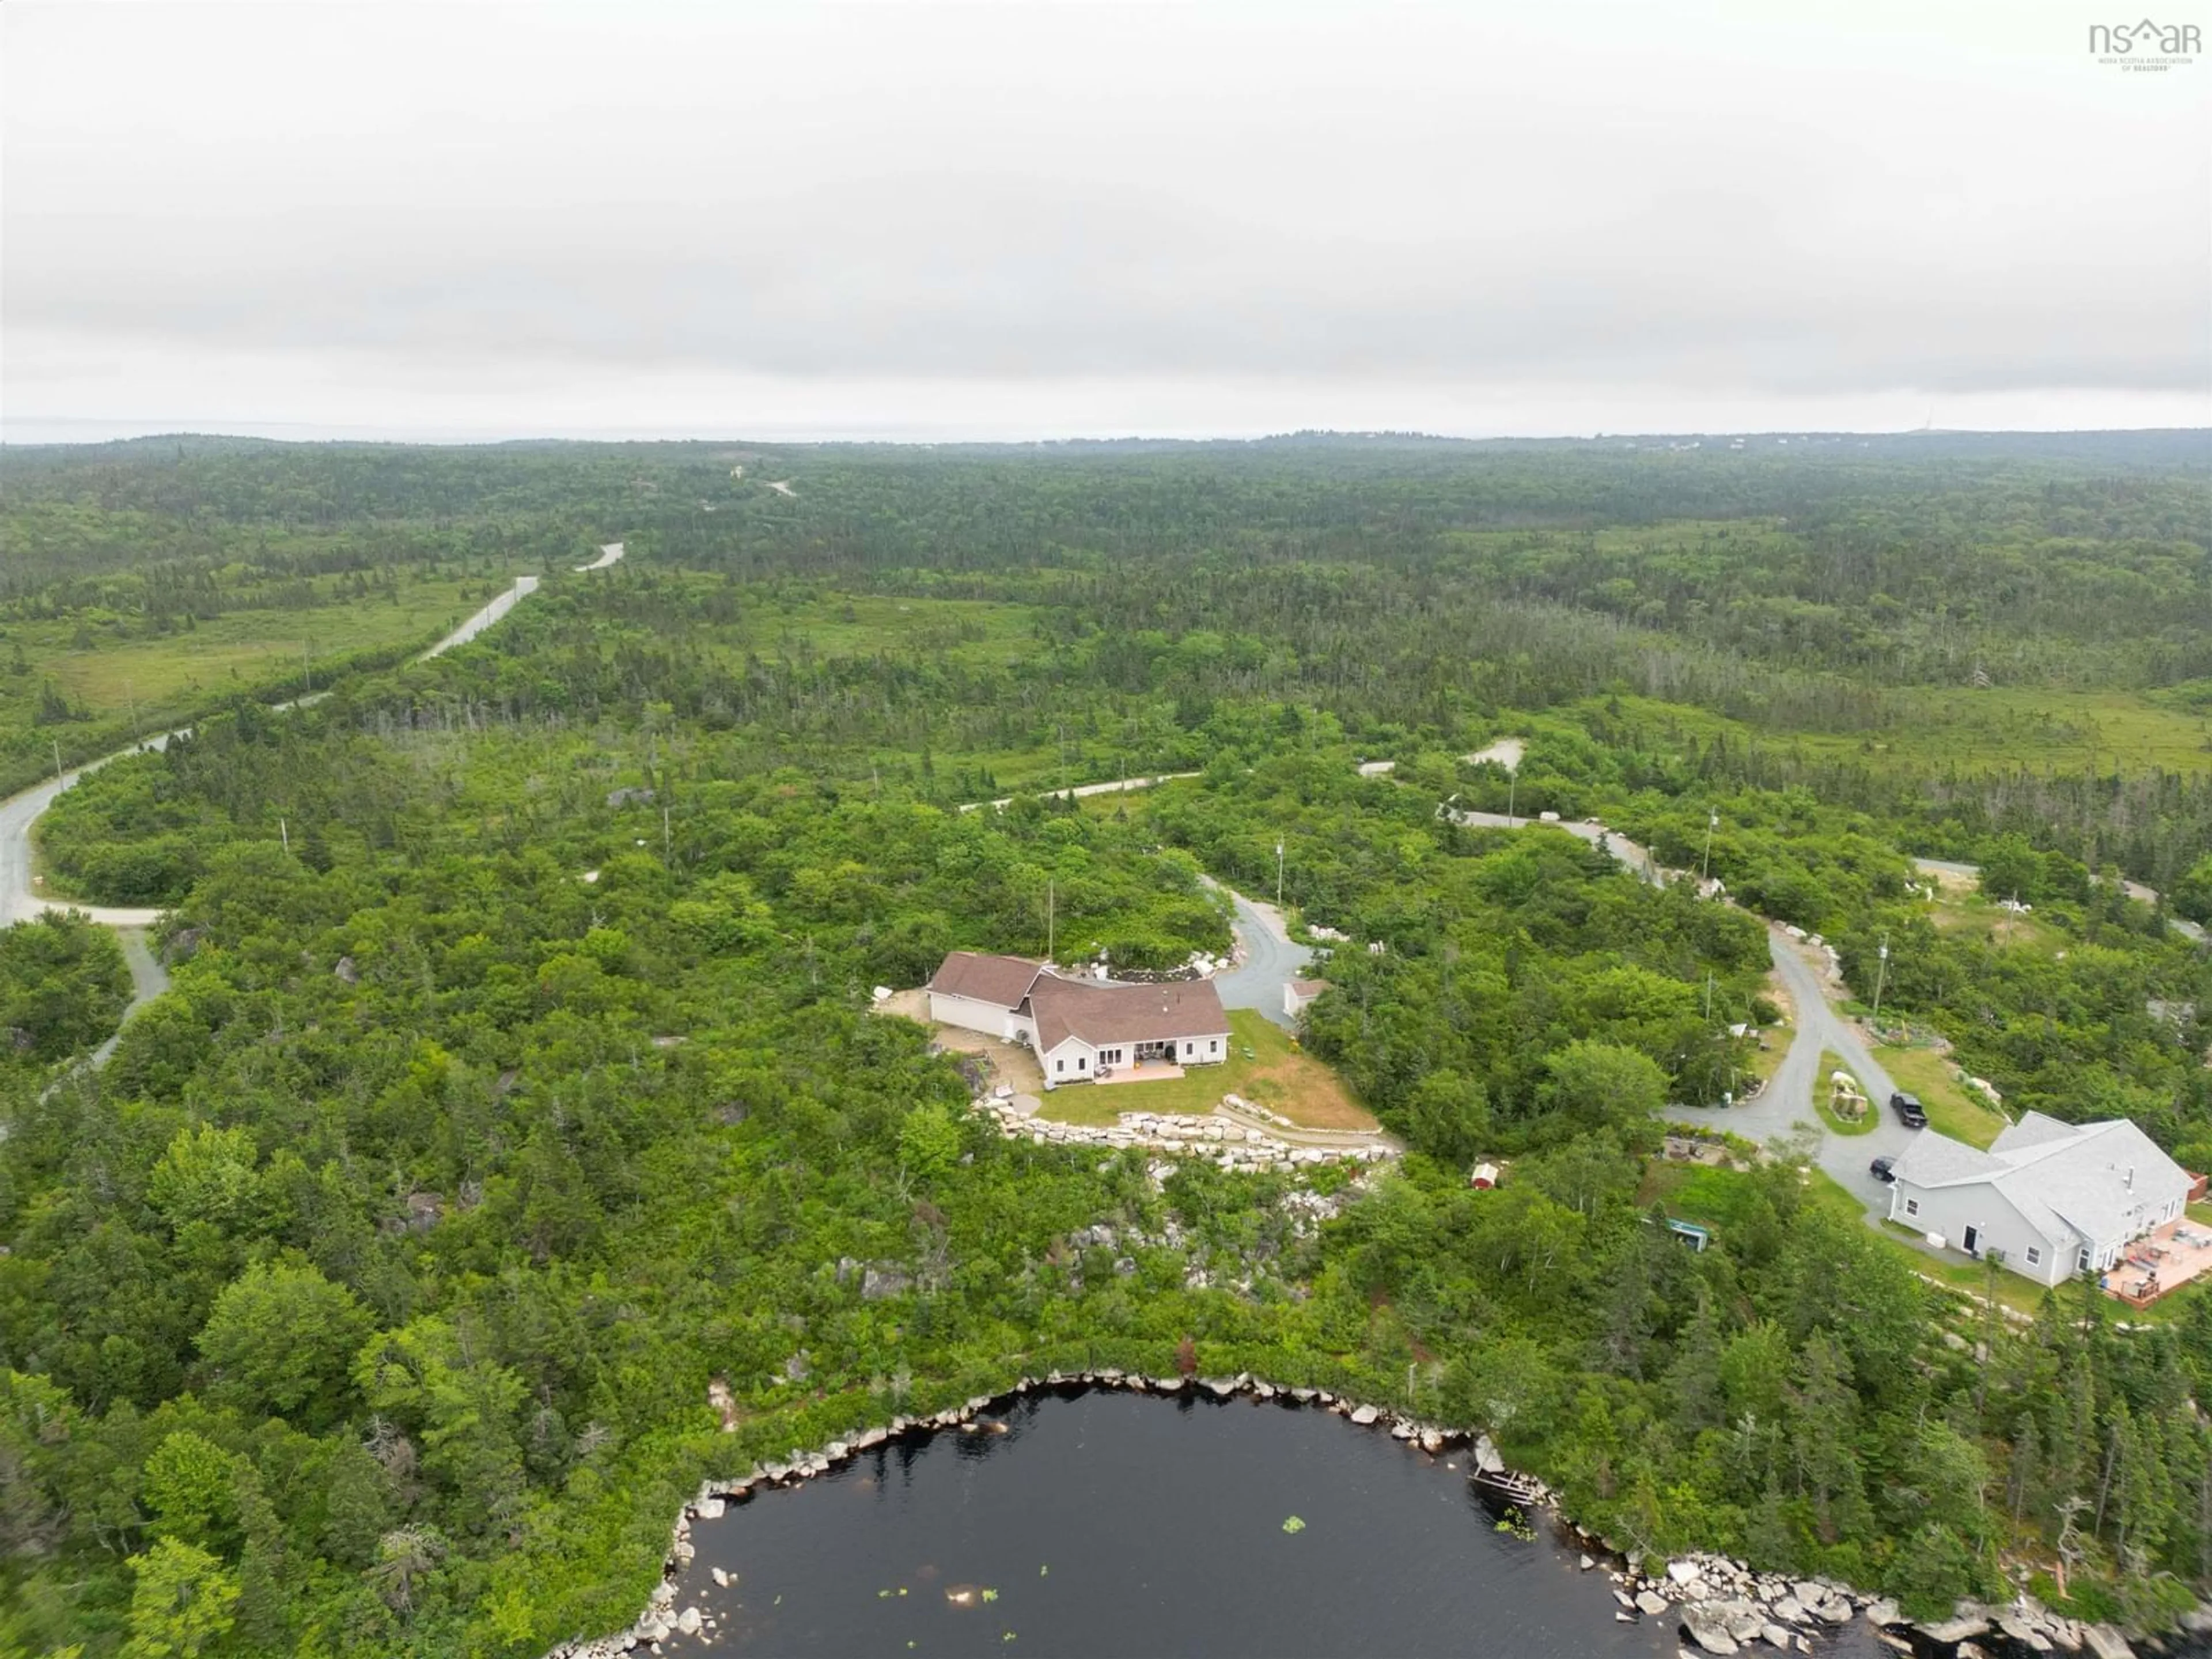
[
  {"left": 544, "top": 1370, "right": 2192, "bottom": 1659},
  {"left": 980, "top": 1101, "right": 1391, "bottom": 1168}
]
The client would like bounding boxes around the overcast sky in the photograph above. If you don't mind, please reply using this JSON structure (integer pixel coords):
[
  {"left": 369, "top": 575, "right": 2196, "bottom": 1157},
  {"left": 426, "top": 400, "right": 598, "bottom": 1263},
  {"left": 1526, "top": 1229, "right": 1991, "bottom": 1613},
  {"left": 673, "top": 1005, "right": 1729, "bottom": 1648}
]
[{"left": 5, "top": 0, "right": 2208, "bottom": 441}]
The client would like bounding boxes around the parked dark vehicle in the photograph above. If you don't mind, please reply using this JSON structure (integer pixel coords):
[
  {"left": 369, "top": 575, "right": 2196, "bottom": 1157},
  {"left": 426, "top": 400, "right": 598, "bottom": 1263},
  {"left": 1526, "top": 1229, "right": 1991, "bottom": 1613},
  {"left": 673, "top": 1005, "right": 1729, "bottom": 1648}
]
[
  {"left": 1890, "top": 1092, "right": 1927, "bottom": 1128},
  {"left": 1870, "top": 1155, "right": 1896, "bottom": 1183}
]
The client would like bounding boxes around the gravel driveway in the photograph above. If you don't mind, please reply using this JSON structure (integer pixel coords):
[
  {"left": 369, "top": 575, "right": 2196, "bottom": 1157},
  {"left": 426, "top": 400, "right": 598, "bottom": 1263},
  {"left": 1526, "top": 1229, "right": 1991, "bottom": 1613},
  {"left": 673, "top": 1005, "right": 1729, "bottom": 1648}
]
[
  {"left": 1204, "top": 881, "right": 1314, "bottom": 1029},
  {"left": 1668, "top": 927, "right": 1920, "bottom": 1216}
]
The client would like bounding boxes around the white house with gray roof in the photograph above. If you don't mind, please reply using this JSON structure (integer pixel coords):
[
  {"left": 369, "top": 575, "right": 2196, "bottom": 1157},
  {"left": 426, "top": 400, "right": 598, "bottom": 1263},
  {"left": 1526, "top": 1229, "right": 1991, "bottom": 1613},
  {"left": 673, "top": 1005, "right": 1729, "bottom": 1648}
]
[{"left": 1886, "top": 1111, "right": 2193, "bottom": 1286}]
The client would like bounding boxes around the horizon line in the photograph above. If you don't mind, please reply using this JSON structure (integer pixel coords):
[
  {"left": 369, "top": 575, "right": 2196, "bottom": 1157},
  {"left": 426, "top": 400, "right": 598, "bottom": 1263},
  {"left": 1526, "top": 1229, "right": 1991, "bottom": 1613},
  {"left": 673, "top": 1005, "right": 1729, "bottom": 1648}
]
[{"left": 7, "top": 419, "right": 2210, "bottom": 451}]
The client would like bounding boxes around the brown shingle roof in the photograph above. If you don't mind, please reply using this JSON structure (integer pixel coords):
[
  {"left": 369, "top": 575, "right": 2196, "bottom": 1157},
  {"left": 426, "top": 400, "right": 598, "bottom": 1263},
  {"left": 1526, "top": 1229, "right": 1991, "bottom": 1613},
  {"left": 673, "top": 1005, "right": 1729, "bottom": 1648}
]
[
  {"left": 1027, "top": 975, "right": 1229, "bottom": 1055},
  {"left": 926, "top": 951, "right": 1045, "bottom": 1009}
]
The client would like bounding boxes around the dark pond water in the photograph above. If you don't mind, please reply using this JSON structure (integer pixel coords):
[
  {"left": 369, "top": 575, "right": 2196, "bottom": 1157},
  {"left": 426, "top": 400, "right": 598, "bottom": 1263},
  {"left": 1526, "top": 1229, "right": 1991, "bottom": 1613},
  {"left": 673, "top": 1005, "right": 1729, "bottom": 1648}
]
[{"left": 664, "top": 1388, "right": 1889, "bottom": 1658}]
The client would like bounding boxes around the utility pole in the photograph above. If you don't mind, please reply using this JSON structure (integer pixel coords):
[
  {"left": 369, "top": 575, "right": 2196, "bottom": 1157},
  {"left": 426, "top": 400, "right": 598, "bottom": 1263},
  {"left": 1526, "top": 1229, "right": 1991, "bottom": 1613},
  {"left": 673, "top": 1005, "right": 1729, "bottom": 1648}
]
[
  {"left": 302, "top": 638, "right": 312, "bottom": 697},
  {"left": 52, "top": 738, "right": 64, "bottom": 782},
  {"left": 1506, "top": 772, "right": 1517, "bottom": 828},
  {"left": 1870, "top": 931, "right": 1891, "bottom": 1033},
  {"left": 662, "top": 801, "right": 672, "bottom": 863},
  {"left": 124, "top": 678, "right": 138, "bottom": 738},
  {"left": 1703, "top": 971, "right": 1715, "bottom": 1021},
  {"left": 1701, "top": 809, "right": 1718, "bottom": 887},
  {"left": 1275, "top": 839, "right": 1285, "bottom": 907},
  {"left": 1047, "top": 878, "right": 1055, "bottom": 963},
  {"left": 279, "top": 816, "right": 289, "bottom": 853}
]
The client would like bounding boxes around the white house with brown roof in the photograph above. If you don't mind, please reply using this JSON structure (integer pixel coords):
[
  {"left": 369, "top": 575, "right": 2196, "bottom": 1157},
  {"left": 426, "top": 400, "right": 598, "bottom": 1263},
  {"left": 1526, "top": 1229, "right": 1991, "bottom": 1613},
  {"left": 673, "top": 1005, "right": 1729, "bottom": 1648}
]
[
  {"left": 1886, "top": 1111, "right": 2192, "bottom": 1286},
  {"left": 925, "top": 951, "right": 1231, "bottom": 1085}
]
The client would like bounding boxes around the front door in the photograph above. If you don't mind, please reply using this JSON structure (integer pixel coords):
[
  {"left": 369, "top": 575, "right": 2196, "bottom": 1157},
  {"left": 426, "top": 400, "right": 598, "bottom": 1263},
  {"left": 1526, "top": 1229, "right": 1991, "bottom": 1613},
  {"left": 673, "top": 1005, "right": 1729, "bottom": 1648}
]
[{"left": 1961, "top": 1225, "right": 1980, "bottom": 1256}]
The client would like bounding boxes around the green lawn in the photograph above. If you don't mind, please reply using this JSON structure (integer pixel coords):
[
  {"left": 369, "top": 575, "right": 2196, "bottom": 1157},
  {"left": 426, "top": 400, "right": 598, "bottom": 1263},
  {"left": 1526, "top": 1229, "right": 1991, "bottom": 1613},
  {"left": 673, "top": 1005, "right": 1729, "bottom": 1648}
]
[
  {"left": 1815, "top": 1048, "right": 1876, "bottom": 1136},
  {"left": 1874, "top": 1043, "right": 2008, "bottom": 1149},
  {"left": 1035, "top": 1009, "right": 1373, "bottom": 1131},
  {"left": 1872, "top": 1221, "right": 2057, "bottom": 1320}
]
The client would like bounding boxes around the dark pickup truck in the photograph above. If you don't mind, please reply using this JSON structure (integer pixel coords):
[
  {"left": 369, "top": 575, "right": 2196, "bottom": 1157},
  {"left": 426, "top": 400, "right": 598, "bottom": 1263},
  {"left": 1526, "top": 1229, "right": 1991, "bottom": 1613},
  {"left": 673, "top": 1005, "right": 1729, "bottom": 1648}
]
[{"left": 1889, "top": 1091, "right": 1927, "bottom": 1128}]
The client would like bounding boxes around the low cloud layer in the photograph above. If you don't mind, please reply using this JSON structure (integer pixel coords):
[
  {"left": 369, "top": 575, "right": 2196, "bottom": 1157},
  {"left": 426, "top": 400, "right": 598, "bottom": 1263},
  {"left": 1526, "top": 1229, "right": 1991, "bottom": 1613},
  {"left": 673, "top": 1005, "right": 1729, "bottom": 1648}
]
[{"left": 6, "top": 1, "right": 2207, "bottom": 438}]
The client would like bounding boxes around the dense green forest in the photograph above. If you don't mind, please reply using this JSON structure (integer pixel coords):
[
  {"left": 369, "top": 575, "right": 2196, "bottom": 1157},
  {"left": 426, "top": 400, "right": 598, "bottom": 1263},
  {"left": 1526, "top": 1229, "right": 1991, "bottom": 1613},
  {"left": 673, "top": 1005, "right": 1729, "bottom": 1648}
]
[{"left": 3, "top": 432, "right": 2211, "bottom": 1656}]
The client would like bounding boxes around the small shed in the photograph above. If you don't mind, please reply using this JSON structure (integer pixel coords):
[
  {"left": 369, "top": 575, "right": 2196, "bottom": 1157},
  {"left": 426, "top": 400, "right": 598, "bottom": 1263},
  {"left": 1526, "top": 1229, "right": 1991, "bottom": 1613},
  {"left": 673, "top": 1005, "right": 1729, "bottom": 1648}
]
[
  {"left": 1666, "top": 1218, "right": 1712, "bottom": 1253},
  {"left": 1283, "top": 978, "right": 1331, "bottom": 1020},
  {"left": 1469, "top": 1161, "right": 1502, "bottom": 1191}
]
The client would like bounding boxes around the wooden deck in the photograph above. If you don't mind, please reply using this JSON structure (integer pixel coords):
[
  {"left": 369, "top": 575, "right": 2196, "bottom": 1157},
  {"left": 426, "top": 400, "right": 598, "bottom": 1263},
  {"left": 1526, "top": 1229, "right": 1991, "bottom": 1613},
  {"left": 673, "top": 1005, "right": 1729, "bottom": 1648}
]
[{"left": 2105, "top": 1218, "right": 2212, "bottom": 1307}]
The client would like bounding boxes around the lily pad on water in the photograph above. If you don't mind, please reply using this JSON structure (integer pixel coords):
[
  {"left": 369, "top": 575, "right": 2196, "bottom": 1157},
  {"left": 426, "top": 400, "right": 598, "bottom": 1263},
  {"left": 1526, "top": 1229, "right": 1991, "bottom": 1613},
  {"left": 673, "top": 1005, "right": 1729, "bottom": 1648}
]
[
  {"left": 981, "top": 1588, "right": 999, "bottom": 1603},
  {"left": 1281, "top": 1516, "right": 1306, "bottom": 1533}
]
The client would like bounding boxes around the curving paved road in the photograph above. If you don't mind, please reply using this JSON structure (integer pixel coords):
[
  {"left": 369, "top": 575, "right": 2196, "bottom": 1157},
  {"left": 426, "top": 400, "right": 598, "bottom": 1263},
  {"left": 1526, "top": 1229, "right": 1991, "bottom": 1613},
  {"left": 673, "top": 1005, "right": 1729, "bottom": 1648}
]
[
  {"left": 1, "top": 562, "right": 586, "bottom": 1071},
  {"left": 1205, "top": 881, "right": 1315, "bottom": 1030},
  {"left": 1441, "top": 806, "right": 1666, "bottom": 885},
  {"left": 961, "top": 758, "right": 2201, "bottom": 1231},
  {"left": 1667, "top": 927, "right": 1915, "bottom": 1214},
  {"left": 2, "top": 572, "right": 553, "bottom": 932},
  {"left": 0, "top": 738, "right": 183, "bottom": 929}
]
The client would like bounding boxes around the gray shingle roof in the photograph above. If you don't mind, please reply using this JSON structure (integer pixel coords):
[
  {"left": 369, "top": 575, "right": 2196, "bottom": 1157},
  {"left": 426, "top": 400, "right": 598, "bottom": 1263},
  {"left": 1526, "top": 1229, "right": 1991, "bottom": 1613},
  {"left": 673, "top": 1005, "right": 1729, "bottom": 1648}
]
[
  {"left": 1895, "top": 1114, "right": 2188, "bottom": 1251},
  {"left": 1989, "top": 1110, "right": 2079, "bottom": 1154},
  {"left": 1892, "top": 1132, "right": 2003, "bottom": 1187}
]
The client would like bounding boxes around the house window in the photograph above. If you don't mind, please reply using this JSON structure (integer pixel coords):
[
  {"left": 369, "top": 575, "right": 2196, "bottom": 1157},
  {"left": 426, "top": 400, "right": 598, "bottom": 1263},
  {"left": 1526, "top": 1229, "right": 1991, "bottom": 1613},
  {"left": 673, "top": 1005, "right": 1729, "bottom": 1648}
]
[
  {"left": 1184, "top": 1042, "right": 1195, "bottom": 1057},
  {"left": 2027, "top": 1247, "right": 2041, "bottom": 1266},
  {"left": 1076, "top": 1055, "right": 1087, "bottom": 1071},
  {"left": 1055, "top": 1059, "right": 1065, "bottom": 1074},
  {"left": 1904, "top": 1199, "right": 1919, "bottom": 1218},
  {"left": 2079, "top": 1249, "right": 2091, "bottom": 1271},
  {"left": 1209, "top": 1039, "right": 1219, "bottom": 1055}
]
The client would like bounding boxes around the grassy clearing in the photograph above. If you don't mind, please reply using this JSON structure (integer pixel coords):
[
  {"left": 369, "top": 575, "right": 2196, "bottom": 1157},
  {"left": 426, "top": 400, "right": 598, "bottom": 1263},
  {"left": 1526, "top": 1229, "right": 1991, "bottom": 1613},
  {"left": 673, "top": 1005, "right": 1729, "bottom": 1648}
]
[
  {"left": 734, "top": 590, "right": 1039, "bottom": 667},
  {"left": 1036, "top": 1009, "right": 1373, "bottom": 1130},
  {"left": 1924, "top": 884, "right": 2070, "bottom": 953},
  {"left": 1565, "top": 687, "right": 2212, "bottom": 783},
  {"left": 1874, "top": 1043, "right": 2008, "bottom": 1149},
  {"left": 1642, "top": 1164, "right": 1863, "bottom": 1241},
  {"left": 1, "top": 574, "right": 503, "bottom": 732},
  {"left": 1780, "top": 687, "right": 2212, "bottom": 778}
]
